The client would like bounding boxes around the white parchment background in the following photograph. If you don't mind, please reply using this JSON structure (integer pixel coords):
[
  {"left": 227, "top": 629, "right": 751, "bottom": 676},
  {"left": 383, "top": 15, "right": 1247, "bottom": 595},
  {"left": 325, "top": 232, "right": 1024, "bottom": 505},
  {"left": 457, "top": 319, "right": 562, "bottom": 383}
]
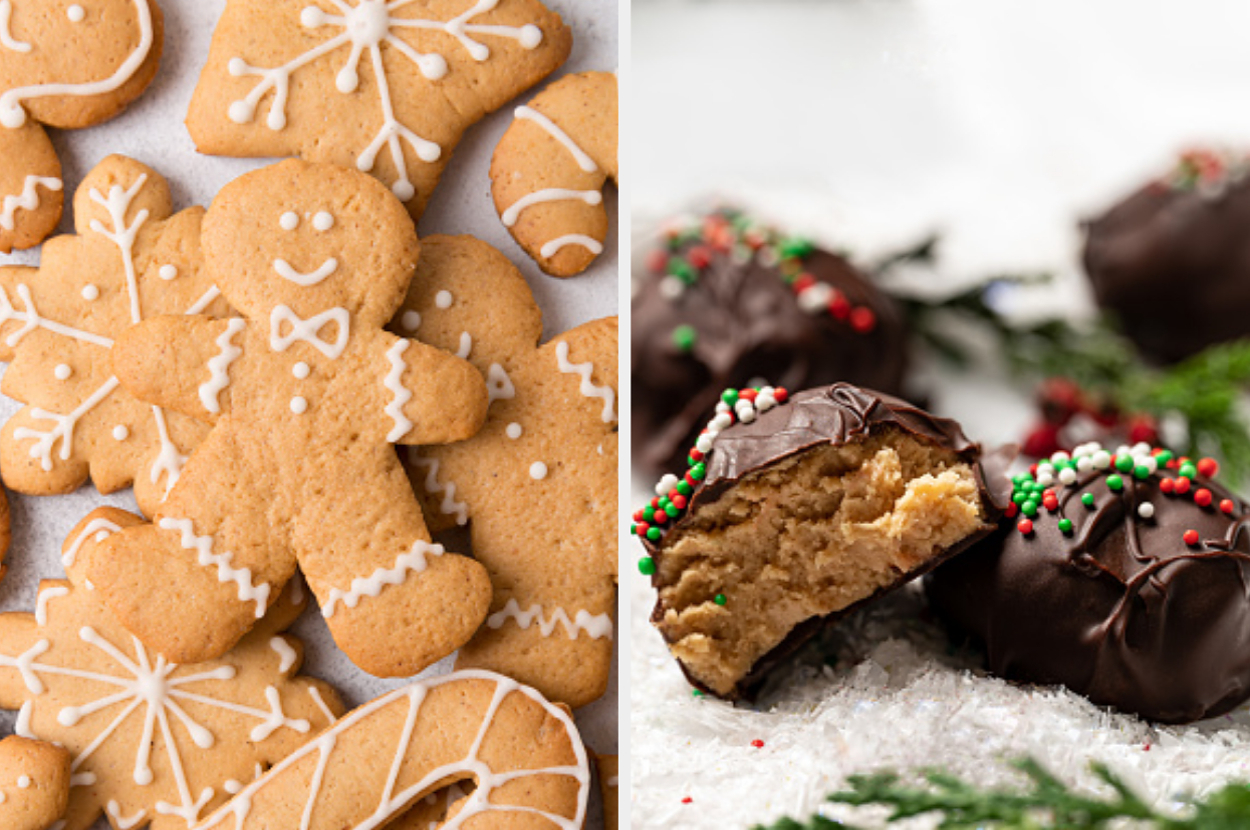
[
  {"left": 631, "top": 1, "right": 1250, "bottom": 827},
  {"left": 0, "top": 1, "right": 618, "bottom": 828}
]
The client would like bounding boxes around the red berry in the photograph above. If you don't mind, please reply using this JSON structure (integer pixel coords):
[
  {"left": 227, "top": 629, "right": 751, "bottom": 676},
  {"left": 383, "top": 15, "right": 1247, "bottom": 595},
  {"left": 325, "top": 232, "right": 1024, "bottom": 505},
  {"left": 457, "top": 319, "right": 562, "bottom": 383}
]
[
  {"left": 1198, "top": 458, "right": 1219, "bottom": 478},
  {"left": 1160, "top": 478, "right": 1175, "bottom": 494},
  {"left": 1220, "top": 499, "right": 1235, "bottom": 515},
  {"left": 1183, "top": 529, "right": 1200, "bottom": 546},
  {"left": 1194, "top": 488, "right": 1213, "bottom": 508},
  {"left": 646, "top": 250, "right": 669, "bottom": 274},
  {"left": 1175, "top": 477, "right": 1192, "bottom": 495},
  {"left": 774, "top": 388, "right": 789, "bottom": 403},
  {"left": 751, "top": 739, "right": 764, "bottom": 748},
  {"left": 1038, "top": 377, "right": 1084, "bottom": 424},
  {"left": 687, "top": 245, "right": 713, "bottom": 269},
  {"left": 1127, "top": 416, "right": 1159, "bottom": 445},
  {"left": 850, "top": 306, "right": 877, "bottom": 334},
  {"left": 1017, "top": 519, "right": 1034, "bottom": 535},
  {"left": 792, "top": 273, "right": 815, "bottom": 293}
]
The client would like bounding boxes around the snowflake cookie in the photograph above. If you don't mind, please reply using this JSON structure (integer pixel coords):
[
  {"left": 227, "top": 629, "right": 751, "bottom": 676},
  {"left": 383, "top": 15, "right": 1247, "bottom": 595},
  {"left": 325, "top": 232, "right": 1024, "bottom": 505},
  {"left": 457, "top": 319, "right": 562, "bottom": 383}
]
[
  {"left": 492, "top": 70, "right": 617, "bottom": 277},
  {"left": 90, "top": 160, "right": 493, "bottom": 679},
  {"left": 0, "top": 155, "right": 228, "bottom": 517},
  {"left": 186, "top": 0, "right": 572, "bottom": 221},
  {"left": 0, "top": 736, "right": 71, "bottom": 830},
  {"left": 393, "top": 234, "right": 618, "bottom": 708},
  {"left": 0, "top": 0, "right": 164, "bottom": 251},
  {"left": 193, "top": 670, "right": 589, "bottom": 830},
  {"left": 2, "top": 508, "right": 344, "bottom": 830}
]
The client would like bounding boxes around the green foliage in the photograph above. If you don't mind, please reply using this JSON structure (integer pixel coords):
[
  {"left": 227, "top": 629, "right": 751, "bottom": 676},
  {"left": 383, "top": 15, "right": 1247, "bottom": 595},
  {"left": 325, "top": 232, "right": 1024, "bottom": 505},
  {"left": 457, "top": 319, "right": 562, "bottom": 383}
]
[{"left": 752, "top": 757, "right": 1250, "bottom": 829}]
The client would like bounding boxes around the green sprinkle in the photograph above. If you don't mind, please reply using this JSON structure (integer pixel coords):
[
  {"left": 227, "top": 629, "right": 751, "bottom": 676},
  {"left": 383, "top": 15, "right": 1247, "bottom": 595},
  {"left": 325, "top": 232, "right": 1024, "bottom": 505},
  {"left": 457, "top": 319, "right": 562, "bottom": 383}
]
[
  {"left": 713, "top": 594, "right": 727, "bottom": 606},
  {"left": 1180, "top": 462, "right": 1197, "bottom": 479},
  {"left": 779, "top": 238, "right": 815, "bottom": 259},
  {"left": 1134, "top": 465, "right": 1151, "bottom": 480},
  {"left": 665, "top": 504, "right": 680, "bottom": 518},
  {"left": 1156, "top": 450, "right": 1173, "bottom": 464},
  {"left": 1107, "top": 474, "right": 1124, "bottom": 491},
  {"left": 1082, "top": 493, "right": 1096, "bottom": 508},
  {"left": 646, "top": 527, "right": 662, "bottom": 542},
  {"left": 643, "top": 505, "right": 656, "bottom": 521},
  {"left": 690, "top": 463, "right": 706, "bottom": 480},
  {"left": 1058, "top": 518, "right": 1074, "bottom": 534},
  {"left": 638, "top": 557, "right": 656, "bottom": 576},
  {"left": 630, "top": 523, "right": 638, "bottom": 536},
  {"left": 668, "top": 259, "right": 696, "bottom": 284},
  {"left": 1012, "top": 492, "right": 1027, "bottom": 505},
  {"left": 677, "top": 481, "right": 693, "bottom": 496},
  {"left": 1115, "top": 455, "right": 1134, "bottom": 473},
  {"left": 721, "top": 389, "right": 739, "bottom": 406},
  {"left": 692, "top": 689, "right": 705, "bottom": 698},
  {"left": 671, "top": 324, "right": 697, "bottom": 353},
  {"left": 1022, "top": 500, "right": 1039, "bottom": 517}
]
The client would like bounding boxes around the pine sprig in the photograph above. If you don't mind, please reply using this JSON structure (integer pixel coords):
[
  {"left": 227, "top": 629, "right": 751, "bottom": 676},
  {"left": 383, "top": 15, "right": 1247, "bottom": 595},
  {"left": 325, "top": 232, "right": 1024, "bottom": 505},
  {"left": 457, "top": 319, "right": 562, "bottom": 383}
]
[{"left": 752, "top": 757, "right": 1250, "bottom": 829}]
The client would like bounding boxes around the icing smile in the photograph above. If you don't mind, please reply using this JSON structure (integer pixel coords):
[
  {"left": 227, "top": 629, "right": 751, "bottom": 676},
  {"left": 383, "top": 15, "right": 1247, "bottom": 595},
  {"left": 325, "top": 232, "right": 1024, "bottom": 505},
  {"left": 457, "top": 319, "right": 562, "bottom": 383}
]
[{"left": 273, "top": 257, "right": 338, "bottom": 286}]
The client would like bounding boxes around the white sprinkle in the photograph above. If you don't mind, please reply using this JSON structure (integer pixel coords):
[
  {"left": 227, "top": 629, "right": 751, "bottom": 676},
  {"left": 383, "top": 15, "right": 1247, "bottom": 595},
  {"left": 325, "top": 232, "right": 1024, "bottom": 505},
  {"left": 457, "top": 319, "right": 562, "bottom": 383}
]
[
  {"left": 1059, "top": 468, "right": 1077, "bottom": 486},
  {"left": 656, "top": 474, "right": 680, "bottom": 496},
  {"left": 696, "top": 434, "right": 713, "bottom": 453},
  {"left": 1093, "top": 451, "right": 1112, "bottom": 470},
  {"left": 711, "top": 413, "right": 732, "bottom": 431},
  {"left": 290, "top": 396, "right": 308, "bottom": 414},
  {"left": 1076, "top": 456, "right": 1093, "bottom": 473},
  {"left": 112, "top": 425, "right": 129, "bottom": 441},
  {"left": 81, "top": 284, "right": 99, "bottom": 300},
  {"left": 54, "top": 364, "right": 71, "bottom": 380},
  {"left": 796, "top": 283, "right": 833, "bottom": 313},
  {"left": 435, "top": 290, "right": 453, "bottom": 309},
  {"left": 659, "top": 277, "right": 685, "bottom": 299},
  {"left": 1138, "top": 502, "right": 1155, "bottom": 519},
  {"left": 402, "top": 310, "right": 421, "bottom": 331},
  {"left": 1050, "top": 451, "right": 1070, "bottom": 464},
  {"left": 738, "top": 409, "right": 756, "bottom": 423},
  {"left": 715, "top": 402, "right": 731, "bottom": 415},
  {"left": 505, "top": 422, "right": 522, "bottom": 440},
  {"left": 530, "top": 462, "right": 548, "bottom": 480},
  {"left": 1036, "top": 472, "right": 1054, "bottom": 488}
]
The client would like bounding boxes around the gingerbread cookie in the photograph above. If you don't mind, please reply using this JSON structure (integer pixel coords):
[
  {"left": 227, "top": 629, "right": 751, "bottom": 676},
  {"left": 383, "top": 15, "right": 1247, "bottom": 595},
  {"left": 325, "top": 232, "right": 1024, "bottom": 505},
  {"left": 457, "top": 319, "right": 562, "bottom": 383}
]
[
  {"left": 186, "top": 0, "right": 572, "bottom": 222},
  {"left": 194, "top": 670, "right": 589, "bottom": 830},
  {"left": 491, "top": 70, "right": 617, "bottom": 277},
  {"left": 0, "top": 155, "right": 228, "bottom": 518},
  {"left": 0, "top": 484, "right": 10, "bottom": 583},
  {"left": 0, "top": 736, "right": 70, "bottom": 830},
  {"left": 91, "top": 160, "right": 492, "bottom": 678},
  {"left": 0, "top": 0, "right": 164, "bottom": 251},
  {"left": 596, "top": 754, "right": 618, "bottom": 830},
  {"left": 392, "top": 234, "right": 617, "bottom": 708},
  {"left": 2, "top": 508, "right": 344, "bottom": 830}
]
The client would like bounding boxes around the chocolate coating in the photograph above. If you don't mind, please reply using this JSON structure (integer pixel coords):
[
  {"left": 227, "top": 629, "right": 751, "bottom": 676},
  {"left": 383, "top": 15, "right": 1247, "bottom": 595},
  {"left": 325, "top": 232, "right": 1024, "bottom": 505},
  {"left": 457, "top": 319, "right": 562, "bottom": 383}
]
[
  {"left": 1082, "top": 162, "right": 1250, "bottom": 363},
  {"left": 632, "top": 212, "right": 909, "bottom": 475},
  {"left": 928, "top": 459, "right": 1250, "bottom": 724},
  {"left": 644, "top": 383, "right": 1009, "bottom": 698}
]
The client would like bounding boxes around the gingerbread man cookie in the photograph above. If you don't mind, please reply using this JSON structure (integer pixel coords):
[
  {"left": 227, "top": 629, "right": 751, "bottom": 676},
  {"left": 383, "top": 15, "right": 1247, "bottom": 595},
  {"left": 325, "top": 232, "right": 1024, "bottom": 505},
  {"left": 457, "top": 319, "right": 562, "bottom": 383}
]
[
  {"left": 0, "top": 0, "right": 164, "bottom": 251},
  {"left": 186, "top": 0, "right": 572, "bottom": 221},
  {"left": 2, "top": 508, "right": 344, "bottom": 830},
  {"left": 91, "top": 160, "right": 492, "bottom": 678},
  {"left": 393, "top": 234, "right": 618, "bottom": 708},
  {"left": 193, "top": 670, "right": 589, "bottom": 830},
  {"left": 0, "top": 736, "right": 71, "bottom": 830},
  {"left": 0, "top": 155, "right": 228, "bottom": 517},
  {"left": 491, "top": 70, "right": 617, "bottom": 277}
]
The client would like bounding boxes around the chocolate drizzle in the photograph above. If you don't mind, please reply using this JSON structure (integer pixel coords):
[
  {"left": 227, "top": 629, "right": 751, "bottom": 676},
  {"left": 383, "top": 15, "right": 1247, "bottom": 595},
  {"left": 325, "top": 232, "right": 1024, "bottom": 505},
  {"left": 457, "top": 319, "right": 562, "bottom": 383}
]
[
  {"left": 631, "top": 212, "right": 908, "bottom": 475},
  {"left": 928, "top": 460, "right": 1250, "bottom": 723}
]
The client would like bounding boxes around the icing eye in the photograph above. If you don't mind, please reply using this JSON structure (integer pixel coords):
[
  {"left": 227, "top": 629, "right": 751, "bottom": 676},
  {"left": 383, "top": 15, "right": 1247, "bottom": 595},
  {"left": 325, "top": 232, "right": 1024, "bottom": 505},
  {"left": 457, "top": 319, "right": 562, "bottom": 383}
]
[
  {"left": 67, "top": 4, "right": 85, "bottom": 21},
  {"left": 313, "top": 211, "right": 334, "bottom": 231},
  {"left": 280, "top": 212, "right": 299, "bottom": 231}
]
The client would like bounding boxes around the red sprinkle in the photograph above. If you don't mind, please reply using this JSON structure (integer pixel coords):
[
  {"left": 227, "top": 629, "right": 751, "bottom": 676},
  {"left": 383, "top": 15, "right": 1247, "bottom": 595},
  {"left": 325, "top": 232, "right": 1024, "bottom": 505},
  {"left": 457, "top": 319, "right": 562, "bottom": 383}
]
[
  {"left": 689, "top": 449, "right": 704, "bottom": 462},
  {"left": 1160, "top": 478, "right": 1175, "bottom": 494},
  {"left": 1006, "top": 502, "right": 1019, "bottom": 518},
  {"left": 751, "top": 739, "right": 765, "bottom": 748},
  {"left": 1174, "top": 477, "right": 1192, "bottom": 495},
  {"left": 1018, "top": 519, "right": 1034, "bottom": 535},
  {"left": 1194, "top": 488, "right": 1213, "bottom": 508},
  {"left": 739, "top": 388, "right": 758, "bottom": 402},
  {"left": 774, "top": 388, "right": 789, "bottom": 403},
  {"left": 687, "top": 245, "right": 713, "bottom": 269},
  {"left": 682, "top": 797, "right": 693, "bottom": 805},
  {"left": 850, "top": 306, "right": 877, "bottom": 334},
  {"left": 672, "top": 495, "right": 688, "bottom": 510},
  {"left": 653, "top": 511, "right": 667, "bottom": 525},
  {"left": 1198, "top": 458, "right": 1219, "bottom": 478},
  {"left": 633, "top": 509, "right": 644, "bottom": 522},
  {"left": 792, "top": 273, "right": 816, "bottom": 293},
  {"left": 829, "top": 294, "right": 851, "bottom": 320},
  {"left": 651, "top": 497, "right": 661, "bottom": 509},
  {"left": 646, "top": 250, "right": 669, "bottom": 274},
  {"left": 1184, "top": 529, "right": 1200, "bottom": 546},
  {"left": 1143, "top": 743, "right": 1152, "bottom": 752},
  {"left": 636, "top": 522, "right": 650, "bottom": 536},
  {"left": 1221, "top": 499, "right": 1236, "bottom": 515}
]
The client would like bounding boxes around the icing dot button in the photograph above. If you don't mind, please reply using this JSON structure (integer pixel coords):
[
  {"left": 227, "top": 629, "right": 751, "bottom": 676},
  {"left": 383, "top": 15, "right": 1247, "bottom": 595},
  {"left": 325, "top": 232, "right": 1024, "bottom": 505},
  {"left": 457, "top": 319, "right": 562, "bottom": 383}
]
[
  {"left": 112, "top": 425, "right": 129, "bottom": 441},
  {"left": 292, "top": 362, "right": 310, "bottom": 379},
  {"left": 158, "top": 264, "right": 178, "bottom": 280},
  {"left": 280, "top": 211, "right": 299, "bottom": 230},
  {"left": 506, "top": 422, "right": 522, "bottom": 439},
  {"left": 290, "top": 396, "right": 308, "bottom": 414},
  {"left": 529, "top": 461, "right": 548, "bottom": 480},
  {"left": 67, "top": 4, "right": 84, "bottom": 21},
  {"left": 17, "top": 775, "right": 30, "bottom": 788},
  {"left": 435, "top": 290, "right": 453, "bottom": 309},
  {"left": 81, "top": 284, "right": 99, "bottom": 300},
  {"left": 401, "top": 310, "right": 421, "bottom": 331},
  {"left": 54, "top": 364, "right": 72, "bottom": 380}
]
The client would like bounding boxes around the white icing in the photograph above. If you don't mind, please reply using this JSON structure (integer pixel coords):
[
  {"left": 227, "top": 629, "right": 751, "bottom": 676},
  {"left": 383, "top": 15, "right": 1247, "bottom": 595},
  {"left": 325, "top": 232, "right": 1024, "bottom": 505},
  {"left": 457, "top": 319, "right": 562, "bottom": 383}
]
[
  {"left": 14, "top": 701, "right": 33, "bottom": 737},
  {"left": 540, "top": 234, "right": 604, "bottom": 259},
  {"left": 63, "top": 518, "right": 120, "bottom": 568},
  {"left": 313, "top": 211, "right": 334, "bottom": 231},
  {"left": 16, "top": 775, "right": 29, "bottom": 787},
  {"left": 486, "top": 363, "right": 514, "bottom": 403},
  {"left": 194, "top": 670, "right": 589, "bottom": 830},
  {"left": 158, "top": 264, "right": 178, "bottom": 280},
  {"left": 159, "top": 517, "right": 271, "bottom": 618},
  {"left": 505, "top": 422, "right": 522, "bottom": 439},
  {"left": 455, "top": 331, "right": 472, "bottom": 359},
  {"left": 383, "top": 339, "right": 414, "bottom": 442},
  {"left": 0, "top": 175, "right": 62, "bottom": 230},
  {"left": 0, "top": 0, "right": 155, "bottom": 128},
  {"left": 228, "top": 0, "right": 542, "bottom": 200},
  {"left": 185, "top": 286, "right": 222, "bottom": 315},
  {"left": 308, "top": 686, "right": 336, "bottom": 724},
  {"left": 270, "top": 305, "right": 350, "bottom": 358},
  {"left": 70, "top": 772, "right": 95, "bottom": 787},
  {"left": 290, "top": 396, "right": 308, "bottom": 414},
  {"left": 108, "top": 801, "right": 147, "bottom": 829},
  {"left": 486, "top": 599, "right": 613, "bottom": 640},
  {"left": 411, "top": 456, "right": 468, "bottom": 526},
  {"left": 81, "top": 284, "right": 99, "bottom": 301},
  {"left": 501, "top": 188, "right": 602, "bottom": 227},
  {"left": 435, "top": 290, "right": 453, "bottom": 309},
  {"left": 292, "top": 361, "right": 310, "bottom": 379},
  {"left": 67, "top": 4, "right": 85, "bottom": 22},
  {"left": 401, "top": 310, "right": 421, "bottom": 331},
  {"left": 14, "top": 377, "right": 120, "bottom": 471},
  {"left": 279, "top": 211, "right": 299, "bottom": 230},
  {"left": 273, "top": 257, "right": 338, "bottom": 287},
  {"left": 270, "top": 637, "right": 297, "bottom": 673},
  {"left": 0, "top": 0, "right": 30, "bottom": 52},
  {"left": 199, "top": 318, "right": 245, "bottom": 414},
  {"left": 515, "top": 105, "right": 598, "bottom": 173},
  {"left": 321, "top": 539, "right": 446, "bottom": 618},
  {"left": 35, "top": 586, "right": 69, "bottom": 625},
  {"left": 529, "top": 462, "right": 547, "bottom": 480},
  {"left": 113, "top": 425, "right": 129, "bottom": 441},
  {"left": 0, "top": 284, "right": 114, "bottom": 349},
  {"left": 54, "top": 363, "right": 71, "bottom": 380},
  {"left": 555, "top": 340, "right": 616, "bottom": 423}
]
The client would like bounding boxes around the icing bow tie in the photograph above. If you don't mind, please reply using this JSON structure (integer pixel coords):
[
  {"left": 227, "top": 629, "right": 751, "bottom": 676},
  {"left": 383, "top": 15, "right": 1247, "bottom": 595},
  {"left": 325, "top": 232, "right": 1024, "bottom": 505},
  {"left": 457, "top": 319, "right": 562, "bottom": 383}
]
[{"left": 270, "top": 305, "right": 351, "bottom": 359}]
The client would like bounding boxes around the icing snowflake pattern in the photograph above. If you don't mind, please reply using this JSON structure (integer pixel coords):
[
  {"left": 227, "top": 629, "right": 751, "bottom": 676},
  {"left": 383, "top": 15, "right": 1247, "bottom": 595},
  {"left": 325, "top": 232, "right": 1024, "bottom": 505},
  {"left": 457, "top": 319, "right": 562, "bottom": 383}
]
[{"left": 226, "top": 0, "right": 543, "bottom": 202}]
